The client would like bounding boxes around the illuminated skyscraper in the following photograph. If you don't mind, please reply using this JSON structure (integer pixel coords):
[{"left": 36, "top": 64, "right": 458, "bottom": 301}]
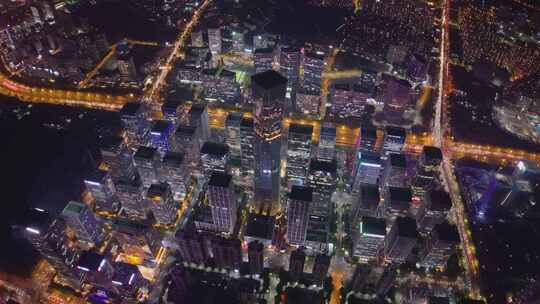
[
  {"left": 84, "top": 169, "right": 119, "bottom": 214},
  {"left": 208, "top": 27, "right": 222, "bottom": 54},
  {"left": 172, "top": 125, "right": 201, "bottom": 173},
  {"left": 381, "top": 76, "right": 412, "bottom": 124},
  {"left": 382, "top": 153, "right": 408, "bottom": 188},
  {"left": 148, "top": 120, "right": 172, "bottom": 156},
  {"left": 416, "top": 190, "right": 452, "bottom": 233},
  {"left": 254, "top": 47, "right": 275, "bottom": 74},
  {"left": 385, "top": 187, "right": 413, "bottom": 219},
  {"left": 303, "top": 52, "right": 324, "bottom": 91},
  {"left": 111, "top": 262, "right": 146, "bottom": 300},
  {"left": 158, "top": 151, "right": 190, "bottom": 200},
  {"left": 384, "top": 217, "right": 419, "bottom": 264},
  {"left": 252, "top": 70, "right": 287, "bottom": 210},
  {"left": 98, "top": 136, "right": 136, "bottom": 181},
  {"left": 240, "top": 117, "right": 256, "bottom": 186},
  {"left": 225, "top": 112, "right": 243, "bottom": 161},
  {"left": 23, "top": 209, "right": 80, "bottom": 288},
  {"left": 317, "top": 122, "right": 336, "bottom": 161},
  {"left": 352, "top": 184, "right": 380, "bottom": 222},
  {"left": 200, "top": 142, "right": 230, "bottom": 179},
  {"left": 412, "top": 146, "right": 442, "bottom": 198},
  {"left": 353, "top": 216, "right": 386, "bottom": 263},
  {"left": 287, "top": 186, "right": 312, "bottom": 246},
  {"left": 61, "top": 201, "right": 104, "bottom": 246},
  {"left": 133, "top": 146, "right": 160, "bottom": 188},
  {"left": 418, "top": 222, "right": 459, "bottom": 270},
  {"left": 248, "top": 240, "right": 264, "bottom": 275},
  {"left": 115, "top": 177, "right": 147, "bottom": 221},
  {"left": 382, "top": 126, "right": 406, "bottom": 157},
  {"left": 307, "top": 159, "right": 337, "bottom": 216},
  {"left": 295, "top": 88, "right": 321, "bottom": 116},
  {"left": 208, "top": 172, "right": 237, "bottom": 234},
  {"left": 279, "top": 47, "right": 301, "bottom": 96},
  {"left": 286, "top": 123, "right": 313, "bottom": 185},
  {"left": 119, "top": 102, "right": 148, "bottom": 149},
  {"left": 352, "top": 151, "right": 382, "bottom": 191},
  {"left": 146, "top": 183, "right": 177, "bottom": 226},
  {"left": 312, "top": 254, "right": 330, "bottom": 284},
  {"left": 186, "top": 104, "right": 210, "bottom": 144}
]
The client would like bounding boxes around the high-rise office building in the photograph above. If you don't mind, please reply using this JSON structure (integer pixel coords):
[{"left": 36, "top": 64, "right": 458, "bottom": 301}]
[
  {"left": 84, "top": 169, "right": 119, "bottom": 214},
  {"left": 176, "top": 230, "right": 207, "bottom": 264},
  {"left": 312, "top": 254, "right": 330, "bottom": 284},
  {"left": 382, "top": 153, "right": 408, "bottom": 188},
  {"left": 356, "top": 124, "right": 378, "bottom": 153},
  {"left": 119, "top": 102, "right": 148, "bottom": 149},
  {"left": 376, "top": 265, "right": 398, "bottom": 297},
  {"left": 111, "top": 262, "right": 146, "bottom": 300},
  {"left": 146, "top": 183, "right": 177, "bottom": 226},
  {"left": 307, "top": 159, "right": 337, "bottom": 216},
  {"left": 382, "top": 126, "right": 407, "bottom": 157},
  {"left": 303, "top": 52, "right": 325, "bottom": 91},
  {"left": 158, "top": 151, "right": 190, "bottom": 200},
  {"left": 115, "top": 177, "right": 147, "bottom": 221},
  {"left": 98, "top": 136, "right": 136, "bottom": 181},
  {"left": 208, "top": 27, "right": 222, "bottom": 54},
  {"left": 419, "top": 222, "right": 460, "bottom": 270},
  {"left": 286, "top": 124, "right": 313, "bottom": 185},
  {"left": 61, "top": 201, "right": 104, "bottom": 246},
  {"left": 76, "top": 251, "right": 114, "bottom": 288},
  {"left": 240, "top": 117, "right": 256, "bottom": 185},
  {"left": 381, "top": 76, "right": 412, "bottom": 124},
  {"left": 384, "top": 217, "right": 419, "bottom": 264},
  {"left": 289, "top": 247, "right": 306, "bottom": 282},
  {"left": 317, "top": 122, "right": 336, "bottom": 161},
  {"left": 295, "top": 88, "right": 321, "bottom": 116},
  {"left": 353, "top": 216, "right": 386, "bottom": 263},
  {"left": 208, "top": 172, "right": 237, "bottom": 234},
  {"left": 254, "top": 47, "right": 275, "bottom": 74},
  {"left": 148, "top": 120, "right": 172, "bottom": 156},
  {"left": 252, "top": 70, "right": 287, "bottom": 211},
  {"left": 200, "top": 142, "right": 230, "bottom": 179},
  {"left": 225, "top": 112, "right": 243, "bottom": 161},
  {"left": 416, "top": 190, "right": 452, "bottom": 233},
  {"left": 350, "top": 263, "right": 372, "bottom": 294},
  {"left": 133, "top": 146, "right": 160, "bottom": 188},
  {"left": 287, "top": 186, "right": 312, "bottom": 246},
  {"left": 412, "top": 146, "right": 443, "bottom": 198},
  {"left": 352, "top": 151, "right": 382, "bottom": 190},
  {"left": 186, "top": 104, "right": 210, "bottom": 144},
  {"left": 172, "top": 125, "right": 201, "bottom": 173},
  {"left": 23, "top": 209, "right": 80, "bottom": 288},
  {"left": 352, "top": 184, "right": 381, "bottom": 221},
  {"left": 385, "top": 187, "right": 413, "bottom": 219},
  {"left": 248, "top": 240, "right": 264, "bottom": 275},
  {"left": 161, "top": 99, "right": 186, "bottom": 128},
  {"left": 279, "top": 47, "right": 301, "bottom": 98},
  {"left": 211, "top": 236, "right": 242, "bottom": 270}
]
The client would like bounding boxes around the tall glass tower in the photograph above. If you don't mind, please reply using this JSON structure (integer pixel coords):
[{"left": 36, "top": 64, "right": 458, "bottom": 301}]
[{"left": 251, "top": 70, "right": 288, "bottom": 212}]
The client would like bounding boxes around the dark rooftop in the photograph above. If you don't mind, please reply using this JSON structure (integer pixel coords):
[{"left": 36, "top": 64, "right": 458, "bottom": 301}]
[
  {"left": 309, "top": 159, "right": 337, "bottom": 174},
  {"left": 208, "top": 172, "right": 233, "bottom": 188},
  {"left": 361, "top": 184, "right": 380, "bottom": 201},
  {"left": 134, "top": 146, "right": 157, "bottom": 160},
  {"left": 240, "top": 117, "right": 254, "bottom": 128},
  {"left": 389, "top": 153, "right": 407, "bottom": 168},
  {"left": 289, "top": 123, "right": 314, "bottom": 135},
  {"left": 175, "top": 124, "right": 197, "bottom": 137},
  {"left": 254, "top": 47, "right": 274, "bottom": 54},
  {"left": 147, "top": 183, "right": 170, "bottom": 198},
  {"left": 360, "top": 216, "right": 386, "bottom": 236},
  {"left": 119, "top": 102, "right": 143, "bottom": 117},
  {"left": 189, "top": 104, "right": 206, "bottom": 116},
  {"left": 245, "top": 214, "right": 275, "bottom": 241},
  {"left": 225, "top": 112, "right": 243, "bottom": 126},
  {"left": 77, "top": 251, "right": 106, "bottom": 272},
  {"left": 161, "top": 99, "right": 184, "bottom": 114},
  {"left": 360, "top": 151, "right": 381, "bottom": 164},
  {"left": 200, "top": 142, "right": 229, "bottom": 156},
  {"left": 395, "top": 217, "right": 419, "bottom": 239},
  {"left": 151, "top": 120, "right": 171, "bottom": 134},
  {"left": 320, "top": 123, "right": 336, "bottom": 135},
  {"left": 251, "top": 70, "right": 287, "bottom": 90},
  {"left": 162, "top": 152, "right": 184, "bottom": 166},
  {"left": 290, "top": 185, "right": 313, "bottom": 202},
  {"left": 428, "top": 190, "right": 452, "bottom": 212},
  {"left": 97, "top": 135, "right": 124, "bottom": 152},
  {"left": 360, "top": 124, "right": 377, "bottom": 139},
  {"left": 385, "top": 126, "right": 406, "bottom": 137},
  {"left": 428, "top": 296, "right": 450, "bottom": 304},
  {"left": 434, "top": 222, "right": 460, "bottom": 244},
  {"left": 84, "top": 169, "right": 108, "bottom": 183},
  {"left": 389, "top": 187, "right": 412, "bottom": 203},
  {"left": 423, "top": 146, "right": 443, "bottom": 161}
]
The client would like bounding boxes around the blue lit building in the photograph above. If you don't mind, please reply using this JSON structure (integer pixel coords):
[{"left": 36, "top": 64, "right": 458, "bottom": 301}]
[{"left": 148, "top": 120, "right": 172, "bottom": 156}]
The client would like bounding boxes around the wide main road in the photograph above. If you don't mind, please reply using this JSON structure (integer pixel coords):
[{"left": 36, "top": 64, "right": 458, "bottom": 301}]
[
  {"left": 143, "top": 0, "right": 214, "bottom": 104},
  {"left": 434, "top": 0, "right": 482, "bottom": 300}
]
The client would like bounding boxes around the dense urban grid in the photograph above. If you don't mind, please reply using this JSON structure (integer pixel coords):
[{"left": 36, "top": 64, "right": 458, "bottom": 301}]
[{"left": 0, "top": 0, "right": 540, "bottom": 303}]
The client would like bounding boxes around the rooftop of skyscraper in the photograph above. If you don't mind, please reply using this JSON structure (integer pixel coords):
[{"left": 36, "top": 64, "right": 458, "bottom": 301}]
[
  {"left": 200, "top": 142, "right": 229, "bottom": 156},
  {"left": 208, "top": 172, "right": 232, "bottom": 188},
  {"left": 290, "top": 185, "right": 313, "bottom": 202},
  {"left": 134, "top": 146, "right": 158, "bottom": 159},
  {"left": 251, "top": 70, "right": 287, "bottom": 90}
]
